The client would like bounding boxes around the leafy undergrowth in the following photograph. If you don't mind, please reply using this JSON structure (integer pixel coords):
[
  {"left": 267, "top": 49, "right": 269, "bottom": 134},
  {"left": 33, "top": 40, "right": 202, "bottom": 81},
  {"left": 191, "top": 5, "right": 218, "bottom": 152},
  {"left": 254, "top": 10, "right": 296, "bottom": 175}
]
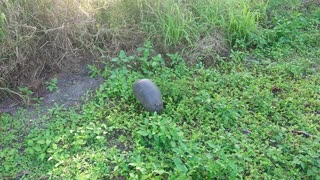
[{"left": 1, "top": 41, "right": 319, "bottom": 179}]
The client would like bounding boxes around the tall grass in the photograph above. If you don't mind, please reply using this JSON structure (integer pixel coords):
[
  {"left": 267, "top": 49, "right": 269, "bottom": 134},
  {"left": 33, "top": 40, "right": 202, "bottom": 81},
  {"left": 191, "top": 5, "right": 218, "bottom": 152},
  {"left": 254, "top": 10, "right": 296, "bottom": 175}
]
[
  {"left": 140, "top": 0, "right": 196, "bottom": 47},
  {"left": 0, "top": 11, "right": 6, "bottom": 41},
  {"left": 1, "top": 0, "right": 313, "bottom": 96},
  {"left": 137, "top": 0, "right": 268, "bottom": 48}
]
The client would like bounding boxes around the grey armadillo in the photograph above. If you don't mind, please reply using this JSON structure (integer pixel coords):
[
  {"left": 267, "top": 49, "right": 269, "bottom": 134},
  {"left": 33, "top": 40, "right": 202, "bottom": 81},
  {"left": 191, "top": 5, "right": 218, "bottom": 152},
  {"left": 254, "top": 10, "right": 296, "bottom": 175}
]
[{"left": 133, "top": 79, "right": 163, "bottom": 113}]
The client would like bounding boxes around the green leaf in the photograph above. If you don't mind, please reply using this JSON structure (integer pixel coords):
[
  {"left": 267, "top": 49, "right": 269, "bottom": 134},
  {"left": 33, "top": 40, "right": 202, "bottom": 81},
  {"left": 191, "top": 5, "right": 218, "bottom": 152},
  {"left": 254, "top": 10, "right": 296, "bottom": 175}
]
[
  {"left": 119, "top": 50, "right": 127, "bottom": 59},
  {"left": 111, "top": 57, "right": 119, "bottom": 62},
  {"left": 207, "top": 141, "right": 216, "bottom": 148},
  {"left": 27, "top": 140, "right": 34, "bottom": 146},
  {"left": 96, "top": 135, "right": 104, "bottom": 140},
  {"left": 151, "top": 61, "right": 158, "bottom": 67},
  {"left": 52, "top": 143, "right": 58, "bottom": 150},
  {"left": 46, "top": 139, "right": 52, "bottom": 145},
  {"left": 34, "top": 145, "right": 42, "bottom": 152},
  {"left": 26, "top": 148, "right": 34, "bottom": 155},
  {"left": 173, "top": 157, "right": 188, "bottom": 173},
  {"left": 137, "top": 130, "right": 149, "bottom": 136},
  {"left": 37, "top": 139, "right": 45, "bottom": 144},
  {"left": 39, "top": 153, "right": 46, "bottom": 161}
]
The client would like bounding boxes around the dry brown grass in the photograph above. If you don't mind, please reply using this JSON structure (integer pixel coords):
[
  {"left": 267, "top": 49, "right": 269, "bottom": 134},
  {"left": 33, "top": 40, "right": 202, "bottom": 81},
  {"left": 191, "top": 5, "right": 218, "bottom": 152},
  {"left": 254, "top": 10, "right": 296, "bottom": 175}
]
[
  {"left": 185, "top": 30, "right": 229, "bottom": 67},
  {"left": 0, "top": 0, "right": 145, "bottom": 98}
]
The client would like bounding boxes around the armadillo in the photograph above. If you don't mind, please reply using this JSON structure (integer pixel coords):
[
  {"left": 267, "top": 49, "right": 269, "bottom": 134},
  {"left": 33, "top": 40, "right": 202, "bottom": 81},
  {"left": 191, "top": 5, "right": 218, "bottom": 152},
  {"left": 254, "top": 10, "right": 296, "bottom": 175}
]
[{"left": 133, "top": 79, "right": 163, "bottom": 113}]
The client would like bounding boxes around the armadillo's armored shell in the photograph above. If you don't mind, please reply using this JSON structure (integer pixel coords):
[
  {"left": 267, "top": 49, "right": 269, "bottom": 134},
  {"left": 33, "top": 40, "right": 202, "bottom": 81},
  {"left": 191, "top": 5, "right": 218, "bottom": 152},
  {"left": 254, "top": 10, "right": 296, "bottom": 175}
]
[{"left": 133, "top": 79, "right": 163, "bottom": 113}]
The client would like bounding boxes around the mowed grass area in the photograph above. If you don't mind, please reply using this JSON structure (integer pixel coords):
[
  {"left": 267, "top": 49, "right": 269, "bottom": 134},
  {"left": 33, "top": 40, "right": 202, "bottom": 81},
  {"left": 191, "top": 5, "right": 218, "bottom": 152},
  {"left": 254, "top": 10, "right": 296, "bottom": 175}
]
[{"left": 1, "top": 0, "right": 320, "bottom": 179}]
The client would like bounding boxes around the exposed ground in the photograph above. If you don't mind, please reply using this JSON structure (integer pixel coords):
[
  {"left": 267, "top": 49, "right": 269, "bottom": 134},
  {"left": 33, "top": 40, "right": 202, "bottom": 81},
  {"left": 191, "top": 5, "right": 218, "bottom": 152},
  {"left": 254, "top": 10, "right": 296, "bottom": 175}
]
[{"left": 0, "top": 63, "right": 104, "bottom": 116}]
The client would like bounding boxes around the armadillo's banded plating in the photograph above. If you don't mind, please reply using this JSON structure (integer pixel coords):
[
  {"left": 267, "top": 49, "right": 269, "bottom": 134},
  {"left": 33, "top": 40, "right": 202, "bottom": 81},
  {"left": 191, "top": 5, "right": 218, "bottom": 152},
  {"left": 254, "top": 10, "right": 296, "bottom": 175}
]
[{"left": 133, "top": 79, "right": 163, "bottom": 113}]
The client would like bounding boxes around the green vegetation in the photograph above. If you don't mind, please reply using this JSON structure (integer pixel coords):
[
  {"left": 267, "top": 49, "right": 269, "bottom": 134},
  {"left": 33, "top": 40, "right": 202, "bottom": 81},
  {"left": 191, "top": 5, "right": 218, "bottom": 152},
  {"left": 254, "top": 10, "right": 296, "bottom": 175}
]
[
  {"left": 1, "top": 0, "right": 320, "bottom": 179},
  {"left": 46, "top": 78, "right": 59, "bottom": 92}
]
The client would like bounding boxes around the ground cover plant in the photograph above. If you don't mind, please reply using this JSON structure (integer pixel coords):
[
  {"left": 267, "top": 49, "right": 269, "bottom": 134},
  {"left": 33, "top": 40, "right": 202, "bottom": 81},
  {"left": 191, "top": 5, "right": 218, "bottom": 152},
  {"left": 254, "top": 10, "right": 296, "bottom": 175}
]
[
  {"left": 1, "top": 0, "right": 320, "bottom": 179},
  {"left": 1, "top": 41, "right": 319, "bottom": 178}
]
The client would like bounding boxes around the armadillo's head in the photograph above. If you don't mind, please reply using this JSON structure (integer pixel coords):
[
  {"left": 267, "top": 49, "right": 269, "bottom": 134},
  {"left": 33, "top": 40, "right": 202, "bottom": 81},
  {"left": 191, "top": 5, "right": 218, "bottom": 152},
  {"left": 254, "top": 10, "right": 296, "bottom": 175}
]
[{"left": 153, "top": 102, "right": 163, "bottom": 113}]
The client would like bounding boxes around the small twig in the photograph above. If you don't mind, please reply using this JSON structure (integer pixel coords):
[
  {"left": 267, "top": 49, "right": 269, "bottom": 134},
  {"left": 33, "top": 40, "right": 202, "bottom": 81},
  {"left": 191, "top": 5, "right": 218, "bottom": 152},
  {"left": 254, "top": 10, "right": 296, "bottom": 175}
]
[
  {"left": 43, "top": 24, "right": 65, "bottom": 33},
  {"left": 0, "top": 87, "right": 26, "bottom": 104},
  {"left": 0, "top": 87, "right": 23, "bottom": 98},
  {"left": 39, "top": 41, "right": 49, "bottom": 50}
]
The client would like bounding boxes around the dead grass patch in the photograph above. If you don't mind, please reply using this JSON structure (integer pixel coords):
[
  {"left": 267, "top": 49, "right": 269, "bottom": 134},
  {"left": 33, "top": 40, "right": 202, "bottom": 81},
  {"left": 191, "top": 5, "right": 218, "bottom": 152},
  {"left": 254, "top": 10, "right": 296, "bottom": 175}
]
[
  {"left": 0, "top": 0, "right": 145, "bottom": 99},
  {"left": 186, "top": 30, "right": 230, "bottom": 67}
]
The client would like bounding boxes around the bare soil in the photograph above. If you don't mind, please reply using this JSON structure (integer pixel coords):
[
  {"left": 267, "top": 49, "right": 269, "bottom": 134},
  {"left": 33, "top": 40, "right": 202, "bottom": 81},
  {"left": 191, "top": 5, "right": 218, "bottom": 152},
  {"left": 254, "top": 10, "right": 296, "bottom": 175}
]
[{"left": 0, "top": 64, "right": 104, "bottom": 116}]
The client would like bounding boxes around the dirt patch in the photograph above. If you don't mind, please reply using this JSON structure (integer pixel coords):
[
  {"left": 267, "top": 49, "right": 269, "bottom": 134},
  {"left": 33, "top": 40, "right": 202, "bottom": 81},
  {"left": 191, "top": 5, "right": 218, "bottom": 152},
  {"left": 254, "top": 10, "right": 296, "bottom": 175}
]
[{"left": 0, "top": 64, "right": 104, "bottom": 116}]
